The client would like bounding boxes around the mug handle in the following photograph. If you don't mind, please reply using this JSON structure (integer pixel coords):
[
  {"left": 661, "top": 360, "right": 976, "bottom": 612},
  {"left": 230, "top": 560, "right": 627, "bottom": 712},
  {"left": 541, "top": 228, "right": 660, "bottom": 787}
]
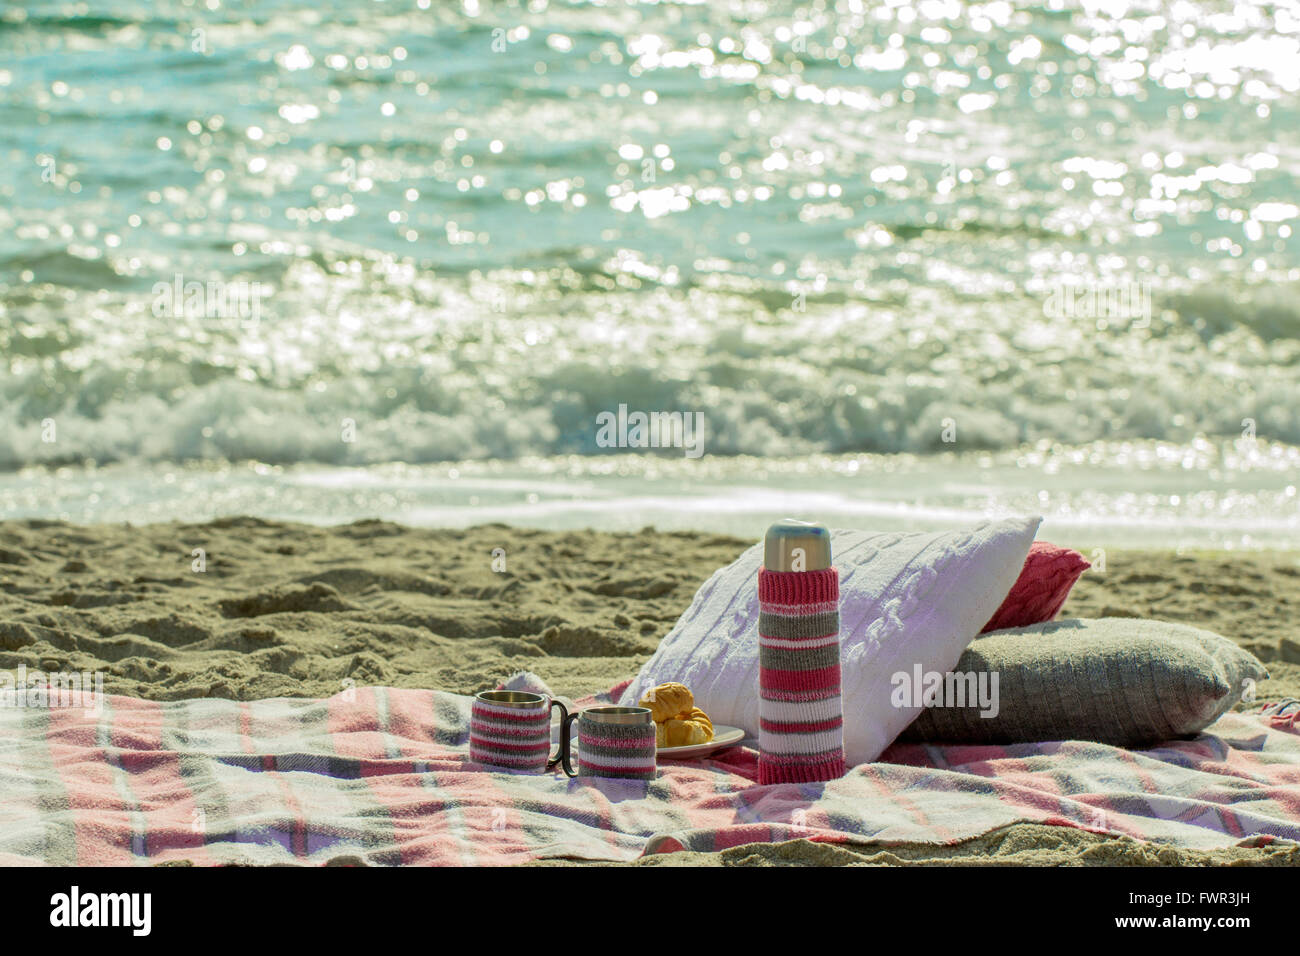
[{"left": 546, "top": 701, "right": 579, "bottom": 777}]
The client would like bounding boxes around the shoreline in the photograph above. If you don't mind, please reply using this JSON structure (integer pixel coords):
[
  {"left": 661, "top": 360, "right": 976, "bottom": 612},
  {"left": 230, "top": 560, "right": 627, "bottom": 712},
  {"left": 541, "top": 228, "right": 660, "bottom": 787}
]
[{"left": 4, "top": 443, "right": 1300, "bottom": 549}]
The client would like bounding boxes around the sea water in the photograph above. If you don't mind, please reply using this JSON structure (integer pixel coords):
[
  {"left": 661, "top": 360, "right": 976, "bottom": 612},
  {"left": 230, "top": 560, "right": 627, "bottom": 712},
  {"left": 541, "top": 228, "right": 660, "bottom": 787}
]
[
  {"left": 3, "top": 440, "right": 1296, "bottom": 549},
  {"left": 1, "top": 0, "right": 1297, "bottom": 546}
]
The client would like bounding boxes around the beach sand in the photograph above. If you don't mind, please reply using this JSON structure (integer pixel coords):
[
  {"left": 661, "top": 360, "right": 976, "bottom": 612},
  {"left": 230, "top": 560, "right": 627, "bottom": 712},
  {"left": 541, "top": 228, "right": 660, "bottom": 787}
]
[{"left": 2, "top": 517, "right": 1297, "bottom": 865}]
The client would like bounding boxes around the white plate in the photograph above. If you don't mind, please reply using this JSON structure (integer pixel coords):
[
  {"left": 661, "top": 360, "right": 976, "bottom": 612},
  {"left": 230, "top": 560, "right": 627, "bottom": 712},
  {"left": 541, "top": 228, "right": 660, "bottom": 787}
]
[{"left": 655, "top": 724, "right": 746, "bottom": 759}]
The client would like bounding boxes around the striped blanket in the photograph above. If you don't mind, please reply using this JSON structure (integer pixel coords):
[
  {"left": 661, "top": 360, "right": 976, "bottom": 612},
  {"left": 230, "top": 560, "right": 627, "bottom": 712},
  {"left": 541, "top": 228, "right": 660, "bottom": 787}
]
[{"left": 1, "top": 675, "right": 1297, "bottom": 865}]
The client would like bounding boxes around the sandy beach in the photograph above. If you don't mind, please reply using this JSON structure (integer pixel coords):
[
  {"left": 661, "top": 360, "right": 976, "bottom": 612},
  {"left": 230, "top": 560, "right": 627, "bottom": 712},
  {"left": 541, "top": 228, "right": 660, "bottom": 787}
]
[{"left": 2, "top": 517, "right": 1296, "bottom": 866}]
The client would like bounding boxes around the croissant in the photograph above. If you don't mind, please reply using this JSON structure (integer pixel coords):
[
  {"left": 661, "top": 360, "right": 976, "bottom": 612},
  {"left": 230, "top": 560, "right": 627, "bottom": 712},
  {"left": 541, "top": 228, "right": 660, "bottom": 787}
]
[
  {"left": 682, "top": 706, "right": 713, "bottom": 740},
  {"left": 658, "top": 707, "right": 715, "bottom": 747},
  {"left": 639, "top": 682, "right": 694, "bottom": 723}
]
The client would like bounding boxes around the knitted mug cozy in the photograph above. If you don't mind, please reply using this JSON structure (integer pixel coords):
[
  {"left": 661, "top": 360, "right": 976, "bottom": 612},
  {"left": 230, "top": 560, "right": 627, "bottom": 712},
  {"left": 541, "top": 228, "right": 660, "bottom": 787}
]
[
  {"left": 757, "top": 567, "right": 846, "bottom": 785},
  {"left": 576, "top": 717, "right": 657, "bottom": 780},
  {"left": 550, "top": 706, "right": 657, "bottom": 780},
  {"left": 469, "top": 692, "right": 562, "bottom": 772}
]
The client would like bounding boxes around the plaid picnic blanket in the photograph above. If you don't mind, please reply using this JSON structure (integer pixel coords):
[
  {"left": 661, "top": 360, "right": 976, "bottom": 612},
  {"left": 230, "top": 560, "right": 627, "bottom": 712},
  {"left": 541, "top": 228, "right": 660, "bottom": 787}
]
[{"left": 1, "top": 674, "right": 1297, "bottom": 865}]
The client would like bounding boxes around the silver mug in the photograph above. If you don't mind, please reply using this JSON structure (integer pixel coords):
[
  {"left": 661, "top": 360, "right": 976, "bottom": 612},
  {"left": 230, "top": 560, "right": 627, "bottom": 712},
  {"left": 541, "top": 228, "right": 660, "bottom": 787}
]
[{"left": 553, "top": 705, "right": 656, "bottom": 780}]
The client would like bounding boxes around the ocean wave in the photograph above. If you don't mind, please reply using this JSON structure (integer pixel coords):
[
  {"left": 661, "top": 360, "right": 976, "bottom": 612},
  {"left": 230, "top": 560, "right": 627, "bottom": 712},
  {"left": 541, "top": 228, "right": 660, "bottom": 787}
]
[
  {"left": 2, "top": 291, "right": 1298, "bottom": 469},
  {"left": 2, "top": 0, "right": 1297, "bottom": 470}
]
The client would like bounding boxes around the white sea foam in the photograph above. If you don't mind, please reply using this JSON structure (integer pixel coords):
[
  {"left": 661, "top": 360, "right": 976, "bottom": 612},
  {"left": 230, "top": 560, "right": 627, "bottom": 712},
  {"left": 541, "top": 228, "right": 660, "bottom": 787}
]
[{"left": 2, "top": 443, "right": 1296, "bottom": 548}]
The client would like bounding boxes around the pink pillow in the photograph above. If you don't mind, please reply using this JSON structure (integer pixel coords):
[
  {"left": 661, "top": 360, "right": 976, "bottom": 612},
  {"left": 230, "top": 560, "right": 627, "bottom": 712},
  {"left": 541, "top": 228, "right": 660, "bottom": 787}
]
[{"left": 981, "top": 541, "right": 1090, "bottom": 633}]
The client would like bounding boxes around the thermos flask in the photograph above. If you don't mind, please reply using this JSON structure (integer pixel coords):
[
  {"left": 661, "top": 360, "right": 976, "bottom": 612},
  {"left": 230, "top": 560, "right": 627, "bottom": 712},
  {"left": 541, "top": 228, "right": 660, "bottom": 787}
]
[{"left": 757, "top": 519, "right": 846, "bottom": 785}]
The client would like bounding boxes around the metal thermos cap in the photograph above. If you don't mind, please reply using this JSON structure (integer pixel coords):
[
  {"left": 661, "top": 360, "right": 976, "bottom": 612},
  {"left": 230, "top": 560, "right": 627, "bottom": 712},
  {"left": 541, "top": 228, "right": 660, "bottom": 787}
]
[{"left": 763, "top": 519, "right": 832, "bottom": 572}]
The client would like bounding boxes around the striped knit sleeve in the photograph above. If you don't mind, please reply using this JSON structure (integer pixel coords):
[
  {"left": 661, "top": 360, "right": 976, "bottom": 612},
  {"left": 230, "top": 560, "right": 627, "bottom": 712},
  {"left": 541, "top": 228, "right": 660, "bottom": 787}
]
[{"left": 757, "top": 567, "right": 846, "bottom": 785}]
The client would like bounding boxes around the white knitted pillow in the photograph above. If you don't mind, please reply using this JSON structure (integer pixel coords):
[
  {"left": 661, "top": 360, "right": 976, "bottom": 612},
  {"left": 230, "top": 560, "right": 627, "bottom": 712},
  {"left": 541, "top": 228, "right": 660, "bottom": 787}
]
[{"left": 620, "top": 516, "right": 1041, "bottom": 766}]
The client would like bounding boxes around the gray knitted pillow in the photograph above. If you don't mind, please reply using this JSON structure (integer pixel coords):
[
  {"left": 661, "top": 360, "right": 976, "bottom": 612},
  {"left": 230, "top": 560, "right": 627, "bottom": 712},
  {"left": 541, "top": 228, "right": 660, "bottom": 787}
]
[{"left": 899, "top": 618, "right": 1269, "bottom": 747}]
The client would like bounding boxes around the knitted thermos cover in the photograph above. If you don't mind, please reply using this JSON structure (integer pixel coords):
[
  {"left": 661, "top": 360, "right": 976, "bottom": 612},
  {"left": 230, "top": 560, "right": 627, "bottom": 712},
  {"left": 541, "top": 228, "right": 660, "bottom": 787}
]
[
  {"left": 577, "top": 719, "right": 656, "bottom": 780},
  {"left": 757, "top": 567, "right": 846, "bottom": 785}
]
